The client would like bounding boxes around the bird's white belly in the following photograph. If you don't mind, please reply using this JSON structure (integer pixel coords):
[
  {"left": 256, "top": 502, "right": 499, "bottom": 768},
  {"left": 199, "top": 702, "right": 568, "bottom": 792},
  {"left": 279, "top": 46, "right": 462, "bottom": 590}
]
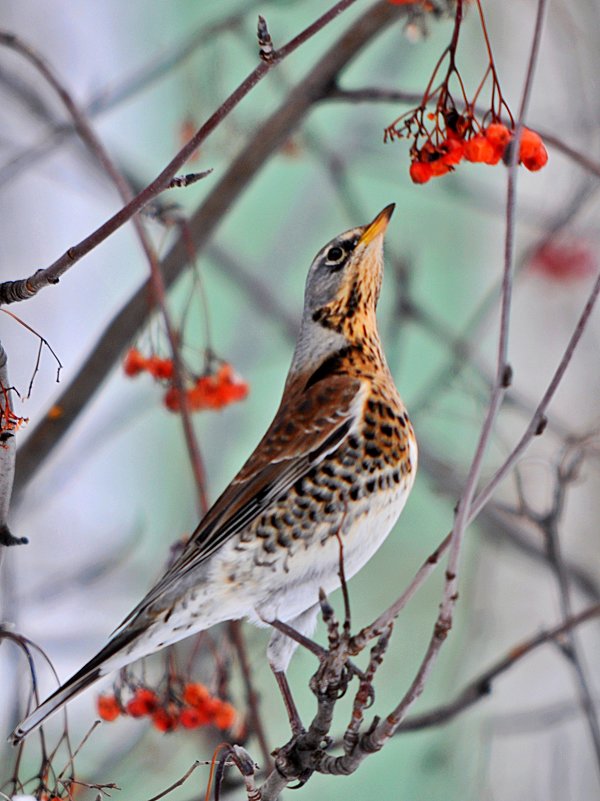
[{"left": 249, "top": 482, "right": 412, "bottom": 626}]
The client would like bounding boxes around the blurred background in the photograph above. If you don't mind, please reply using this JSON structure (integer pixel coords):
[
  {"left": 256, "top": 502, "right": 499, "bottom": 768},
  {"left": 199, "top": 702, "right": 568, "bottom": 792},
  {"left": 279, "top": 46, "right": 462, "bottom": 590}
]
[{"left": 0, "top": 1, "right": 599, "bottom": 799}]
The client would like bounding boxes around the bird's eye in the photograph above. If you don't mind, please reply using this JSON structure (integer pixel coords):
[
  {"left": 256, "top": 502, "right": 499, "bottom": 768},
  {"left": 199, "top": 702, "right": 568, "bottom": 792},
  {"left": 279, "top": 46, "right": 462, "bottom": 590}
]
[{"left": 326, "top": 246, "right": 345, "bottom": 264}]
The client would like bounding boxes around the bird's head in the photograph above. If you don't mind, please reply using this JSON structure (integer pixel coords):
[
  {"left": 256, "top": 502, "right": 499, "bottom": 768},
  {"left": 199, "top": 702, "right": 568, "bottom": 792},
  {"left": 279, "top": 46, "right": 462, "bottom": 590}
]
[{"left": 291, "top": 204, "right": 395, "bottom": 374}]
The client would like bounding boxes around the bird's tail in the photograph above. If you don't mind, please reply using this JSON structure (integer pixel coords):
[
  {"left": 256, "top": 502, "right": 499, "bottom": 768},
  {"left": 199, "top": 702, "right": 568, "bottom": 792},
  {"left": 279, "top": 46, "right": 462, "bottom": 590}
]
[{"left": 9, "top": 626, "right": 140, "bottom": 745}]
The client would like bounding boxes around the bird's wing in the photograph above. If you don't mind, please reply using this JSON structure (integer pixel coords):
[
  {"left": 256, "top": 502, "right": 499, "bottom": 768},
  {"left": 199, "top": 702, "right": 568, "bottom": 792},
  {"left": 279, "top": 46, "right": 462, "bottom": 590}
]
[{"left": 114, "top": 372, "right": 364, "bottom": 629}]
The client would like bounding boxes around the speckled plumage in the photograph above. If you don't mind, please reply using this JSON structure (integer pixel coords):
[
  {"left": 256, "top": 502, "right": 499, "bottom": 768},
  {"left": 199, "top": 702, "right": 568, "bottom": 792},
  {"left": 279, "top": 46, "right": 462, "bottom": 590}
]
[{"left": 11, "top": 204, "right": 417, "bottom": 745}]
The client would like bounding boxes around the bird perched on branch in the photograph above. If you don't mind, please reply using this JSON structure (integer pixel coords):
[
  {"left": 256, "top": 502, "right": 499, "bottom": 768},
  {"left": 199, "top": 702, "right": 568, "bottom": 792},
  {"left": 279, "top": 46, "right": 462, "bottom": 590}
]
[{"left": 11, "top": 204, "right": 417, "bottom": 744}]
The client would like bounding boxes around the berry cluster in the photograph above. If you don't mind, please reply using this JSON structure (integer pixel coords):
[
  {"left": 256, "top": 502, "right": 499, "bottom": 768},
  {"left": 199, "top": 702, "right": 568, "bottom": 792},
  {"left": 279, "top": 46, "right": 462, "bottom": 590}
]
[
  {"left": 163, "top": 363, "right": 249, "bottom": 413},
  {"left": 384, "top": 0, "right": 549, "bottom": 185},
  {"left": 529, "top": 239, "right": 596, "bottom": 284},
  {"left": 123, "top": 348, "right": 249, "bottom": 414},
  {"left": 408, "top": 121, "right": 548, "bottom": 184},
  {"left": 123, "top": 348, "right": 174, "bottom": 380},
  {"left": 97, "top": 682, "right": 236, "bottom": 734}
]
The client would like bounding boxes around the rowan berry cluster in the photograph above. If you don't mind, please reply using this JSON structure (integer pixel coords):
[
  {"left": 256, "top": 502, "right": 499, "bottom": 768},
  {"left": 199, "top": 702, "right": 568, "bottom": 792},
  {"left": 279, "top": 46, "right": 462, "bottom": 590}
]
[
  {"left": 123, "top": 348, "right": 249, "bottom": 414},
  {"left": 163, "top": 363, "right": 249, "bottom": 413},
  {"left": 97, "top": 681, "right": 236, "bottom": 733},
  {"left": 123, "top": 348, "right": 174, "bottom": 380},
  {"left": 529, "top": 239, "right": 596, "bottom": 283},
  {"left": 406, "top": 120, "right": 548, "bottom": 184},
  {"left": 384, "top": 0, "right": 549, "bottom": 184}
]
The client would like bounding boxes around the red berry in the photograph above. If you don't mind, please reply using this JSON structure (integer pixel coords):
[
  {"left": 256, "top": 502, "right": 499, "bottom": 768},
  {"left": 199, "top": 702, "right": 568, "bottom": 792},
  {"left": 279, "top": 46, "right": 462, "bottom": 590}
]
[
  {"left": 203, "top": 697, "right": 222, "bottom": 720},
  {"left": 183, "top": 682, "right": 210, "bottom": 708},
  {"left": 440, "top": 138, "right": 464, "bottom": 166},
  {"left": 214, "top": 701, "right": 237, "bottom": 730},
  {"left": 126, "top": 688, "right": 158, "bottom": 717},
  {"left": 409, "top": 161, "right": 433, "bottom": 184},
  {"left": 484, "top": 123, "right": 511, "bottom": 151},
  {"left": 519, "top": 127, "right": 543, "bottom": 158},
  {"left": 428, "top": 159, "right": 451, "bottom": 178},
  {"left": 152, "top": 706, "right": 179, "bottom": 733},
  {"left": 97, "top": 694, "right": 120, "bottom": 722},
  {"left": 123, "top": 348, "right": 147, "bottom": 377},
  {"left": 163, "top": 386, "right": 182, "bottom": 412},
  {"left": 148, "top": 357, "right": 174, "bottom": 381},
  {"left": 519, "top": 128, "right": 548, "bottom": 171},
  {"left": 463, "top": 134, "right": 497, "bottom": 164},
  {"left": 180, "top": 707, "right": 204, "bottom": 729},
  {"left": 522, "top": 145, "right": 548, "bottom": 171},
  {"left": 529, "top": 240, "right": 595, "bottom": 282}
]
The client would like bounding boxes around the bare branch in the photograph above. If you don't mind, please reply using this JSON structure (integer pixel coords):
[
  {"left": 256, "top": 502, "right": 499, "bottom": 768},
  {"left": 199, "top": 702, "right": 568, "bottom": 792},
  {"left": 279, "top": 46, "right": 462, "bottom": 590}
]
[
  {"left": 146, "top": 761, "right": 201, "bottom": 801},
  {"left": 0, "top": 29, "right": 211, "bottom": 514},
  {"left": 365, "top": 0, "right": 550, "bottom": 753},
  {"left": 528, "top": 449, "right": 600, "bottom": 773},
  {"left": 470, "top": 267, "right": 600, "bottom": 520},
  {"left": 0, "top": 0, "right": 362, "bottom": 306},
  {"left": 13, "top": 0, "right": 404, "bottom": 498},
  {"left": 396, "top": 602, "right": 600, "bottom": 732}
]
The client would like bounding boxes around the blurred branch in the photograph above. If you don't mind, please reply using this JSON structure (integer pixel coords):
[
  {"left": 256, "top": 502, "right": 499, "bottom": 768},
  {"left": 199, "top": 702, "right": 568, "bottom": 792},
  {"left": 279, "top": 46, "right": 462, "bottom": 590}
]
[
  {"left": 228, "top": 621, "right": 272, "bottom": 771},
  {"left": 389, "top": 260, "right": 600, "bottom": 645},
  {"left": 0, "top": 2, "right": 258, "bottom": 187},
  {"left": 469, "top": 267, "right": 600, "bottom": 522},
  {"left": 526, "top": 448, "right": 600, "bottom": 773},
  {"left": 541, "top": 131, "right": 600, "bottom": 180},
  {"left": 207, "top": 244, "right": 298, "bottom": 341},
  {"left": 145, "top": 761, "right": 201, "bottom": 801},
  {"left": 13, "top": 0, "right": 405, "bottom": 498},
  {"left": 487, "top": 696, "right": 600, "bottom": 736},
  {"left": 420, "top": 445, "right": 600, "bottom": 602},
  {"left": 327, "top": 84, "right": 424, "bottom": 105},
  {"left": 0, "top": 0, "right": 361, "bottom": 306},
  {"left": 395, "top": 602, "right": 600, "bottom": 732},
  {"left": 0, "top": 30, "right": 211, "bottom": 513}
]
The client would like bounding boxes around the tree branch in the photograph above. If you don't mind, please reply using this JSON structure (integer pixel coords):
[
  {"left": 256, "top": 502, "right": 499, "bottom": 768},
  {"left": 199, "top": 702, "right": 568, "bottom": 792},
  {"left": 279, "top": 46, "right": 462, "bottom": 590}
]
[
  {"left": 13, "top": 0, "right": 405, "bottom": 498},
  {"left": 0, "top": 0, "right": 361, "bottom": 307}
]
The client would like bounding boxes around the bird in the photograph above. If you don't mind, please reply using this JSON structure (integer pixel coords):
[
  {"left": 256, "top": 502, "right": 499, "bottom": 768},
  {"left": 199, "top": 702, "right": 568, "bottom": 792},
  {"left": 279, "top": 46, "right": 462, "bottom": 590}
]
[{"left": 11, "top": 204, "right": 417, "bottom": 745}]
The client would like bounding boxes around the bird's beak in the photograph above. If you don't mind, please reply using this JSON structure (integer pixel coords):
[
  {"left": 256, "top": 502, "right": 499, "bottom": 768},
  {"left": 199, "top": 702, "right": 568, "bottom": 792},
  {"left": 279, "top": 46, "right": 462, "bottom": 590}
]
[{"left": 358, "top": 204, "right": 395, "bottom": 247}]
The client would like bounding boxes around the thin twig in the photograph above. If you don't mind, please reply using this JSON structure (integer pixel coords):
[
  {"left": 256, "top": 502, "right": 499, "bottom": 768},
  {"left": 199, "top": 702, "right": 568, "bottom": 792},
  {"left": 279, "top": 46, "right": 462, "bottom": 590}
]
[
  {"left": 355, "top": 269, "right": 600, "bottom": 730},
  {"left": 0, "top": 2, "right": 259, "bottom": 188},
  {"left": 0, "top": 31, "right": 211, "bottom": 514},
  {"left": 313, "top": 604, "right": 600, "bottom": 777},
  {"left": 326, "top": 88, "right": 600, "bottom": 179},
  {"left": 0, "top": 309, "right": 63, "bottom": 397},
  {"left": 0, "top": 0, "right": 360, "bottom": 306},
  {"left": 228, "top": 621, "right": 272, "bottom": 771},
  {"left": 532, "top": 450, "right": 600, "bottom": 774},
  {"left": 12, "top": 0, "right": 403, "bottom": 499},
  {"left": 367, "top": 0, "right": 550, "bottom": 752},
  {"left": 470, "top": 267, "right": 600, "bottom": 520},
  {"left": 395, "top": 602, "right": 600, "bottom": 732},
  {"left": 145, "top": 761, "right": 201, "bottom": 801}
]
